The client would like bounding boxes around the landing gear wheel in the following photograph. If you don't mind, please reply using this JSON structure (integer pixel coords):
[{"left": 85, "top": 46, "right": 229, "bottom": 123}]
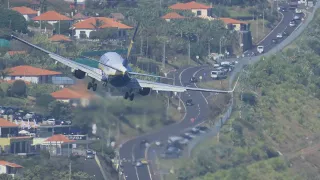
[
  {"left": 92, "top": 83, "right": 97, "bottom": 91},
  {"left": 129, "top": 94, "right": 134, "bottom": 101},
  {"left": 87, "top": 82, "right": 92, "bottom": 90},
  {"left": 124, "top": 92, "right": 129, "bottom": 99}
]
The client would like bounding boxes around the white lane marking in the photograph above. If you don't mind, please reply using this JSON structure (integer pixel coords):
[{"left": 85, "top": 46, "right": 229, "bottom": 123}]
[
  {"left": 132, "top": 144, "right": 140, "bottom": 180},
  {"left": 257, "top": 11, "right": 284, "bottom": 44},
  {"left": 144, "top": 145, "right": 153, "bottom": 180},
  {"left": 193, "top": 68, "right": 209, "bottom": 104}
]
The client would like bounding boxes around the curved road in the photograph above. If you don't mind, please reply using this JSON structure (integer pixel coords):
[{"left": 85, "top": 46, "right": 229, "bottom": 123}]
[{"left": 119, "top": 3, "right": 306, "bottom": 180}]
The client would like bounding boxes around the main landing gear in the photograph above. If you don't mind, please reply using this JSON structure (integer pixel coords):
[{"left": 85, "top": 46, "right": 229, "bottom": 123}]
[
  {"left": 87, "top": 79, "right": 97, "bottom": 91},
  {"left": 124, "top": 91, "right": 134, "bottom": 101}
]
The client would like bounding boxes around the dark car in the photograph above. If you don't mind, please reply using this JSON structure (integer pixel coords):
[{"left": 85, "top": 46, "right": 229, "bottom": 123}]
[
  {"left": 86, "top": 150, "right": 94, "bottom": 159},
  {"left": 282, "top": 31, "right": 289, "bottom": 36},
  {"left": 272, "top": 39, "right": 278, "bottom": 44},
  {"left": 186, "top": 99, "right": 193, "bottom": 106},
  {"left": 189, "top": 77, "right": 198, "bottom": 83},
  {"left": 140, "top": 139, "right": 149, "bottom": 147}
]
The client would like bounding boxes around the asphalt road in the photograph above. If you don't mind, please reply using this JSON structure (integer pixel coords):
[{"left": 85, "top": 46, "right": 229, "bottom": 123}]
[{"left": 119, "top": 4, "right": 306, "bottom": 180}]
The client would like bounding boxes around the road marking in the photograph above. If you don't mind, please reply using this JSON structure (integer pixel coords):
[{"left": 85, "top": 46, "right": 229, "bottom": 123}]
[
  {"left": 131, "top": 144, "right": 140, "bottom": 180},
  {"left": 144, "top": 145, "right": 153, "bottom": 180},
  {"left": 257, "top": 11, "right": 284, "bottom": 44},
  {"left": 193, "top": 68, "right": 209, "bottom": 104}
]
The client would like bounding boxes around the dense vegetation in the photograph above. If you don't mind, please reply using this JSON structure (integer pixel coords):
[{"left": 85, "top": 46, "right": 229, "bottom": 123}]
[{"left": 169, "top": 9, "right": 320, "bottom": 180}]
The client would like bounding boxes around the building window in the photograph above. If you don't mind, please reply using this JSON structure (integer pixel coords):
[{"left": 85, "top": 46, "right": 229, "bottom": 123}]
[{"left": 197, "top": 11, "right": 201, "bottom": 16}]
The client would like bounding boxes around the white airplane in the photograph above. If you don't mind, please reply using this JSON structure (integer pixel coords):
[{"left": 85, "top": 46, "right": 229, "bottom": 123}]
[{"left": 10, "top": 24, "right": 239, "bottom": 101}]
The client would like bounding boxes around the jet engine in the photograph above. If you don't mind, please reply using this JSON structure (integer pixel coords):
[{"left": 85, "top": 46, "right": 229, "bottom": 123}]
[
  {"left": 73, "top": 69, "right": 86, "bottom": 79},
  {"left": 139, "top": 88, "right": 151, "bottom": 96}
]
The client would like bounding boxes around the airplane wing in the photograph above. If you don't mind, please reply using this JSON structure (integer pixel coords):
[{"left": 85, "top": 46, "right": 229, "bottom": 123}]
[
  {"left": 129, "top": 77, "right": 239, "bottom": 93},
  {"left": 11, "top": 35, "right": 103, "bottom": 81}
]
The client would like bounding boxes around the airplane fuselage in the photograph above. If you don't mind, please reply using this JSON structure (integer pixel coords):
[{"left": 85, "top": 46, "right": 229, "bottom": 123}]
[{"left": 98, "top": 52, "right": 131, "bottom": 87}]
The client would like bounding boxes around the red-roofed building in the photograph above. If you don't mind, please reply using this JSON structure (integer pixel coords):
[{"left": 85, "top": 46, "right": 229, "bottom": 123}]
[
  {"left": 42, "top": 134, "right": 75, "bottom": 156},
  {"left": 0, "top": 118, "right": 33, "bottom": 154},
  {"left": 169, "top": 1, "right": 212, "bottom": 18},
  {"left": 72, "top": 13, "right": 89, "bottom": 23},
  {"left": 33, "top": 10, "right": 72, "bottom": 25},
  {"left": 12, "top": 6, "right": 38, "bottom": 21},
  {"left": 51, "top": 83, "right": 95, "bottom": 107},
  {"left": 5, "top": 51, "right": 27, "bottom": 57},
  {"left": 161, "top": 12, "right": 185, "bottom": 22},
  {"left": 0, "top": 160, "right": 23, "bottom": 178},
  {"left": 219, "top": 18, "right": 249, "bottom": 31},
  {"left": 4, "top": 65, "right": 62, "bottom": 84},
  {"left": 72, "top": 17, "right": 133, "bottom": 39},
  {"left": 49, "top": 34, "right": 72, "bottom": 42}
]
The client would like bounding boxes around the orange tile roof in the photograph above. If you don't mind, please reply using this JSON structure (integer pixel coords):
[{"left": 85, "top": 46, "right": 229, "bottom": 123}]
[
  {"left": 7, "top": 51, "right": 27, "bottom": 56},
  {"left": 73, "top": 13, "right": 88, "bottom": 20},
  {"left": 72, "top": 17, "right": 133, "bottom": 29},
  {"left": 161, "top": 12, "right": 185, "bottom": 19},
  {"left": 12, "top": 6, "right": 37, "bottom": 15},
  {"left": 45, "top": 134, "right": 75, "bottom": 143},
  {"left": 0, "top": 118, "right": 19, "bottom": 127},
  {"left": 219, "top": 18, "right": 248, "bottom": 24},
  {"left": 51, "top": 85, "right": 93, "bottom": 99},
  {"left": 49, "top": 34, "right": 72, "bottom": 42},
  {"left": 7, "top": 65, "right": 62, "bottom": 76},
  {"left": 0, "top": 161, "right": 23, "bottom": 168},
  {"left": 33, "top": 11, "right": 72, "bottom": 21},
  {"left": 169, "top": 1, "right": 212, "bottom": 10}
]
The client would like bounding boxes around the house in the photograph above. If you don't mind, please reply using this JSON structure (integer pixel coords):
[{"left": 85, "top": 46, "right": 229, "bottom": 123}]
[
  {"left": 4, "top": 51, "right": 27, "bottom": 57},
  {"left": 161, "top": 12, "right": 185, "bottom": 22},
  {"left": 72, "top": 12, "right": 89, "bottom": 23},
  {"left": 0, "top": 161, "right": 23, "bottom": 178},
  {"left": 32, "top": 10, "right": 72, "bottom": 25},
  {"left": 49, "top": 34, "right": 72, "bottom": 42},
  {"left": 110, "top": 13, "right": 125, "bottom": 21},
  {"left": 51, "top": 83, "right": 95, "bottom": 107},
  {"left": 169, "top": 1, "right": 212, "bottom": 18},
  {"left": 0, "top": 118, "right": 33, "bottom": 154},
  {"left": 12, "top": 6, "right": 38, "bottom": 21},
  {"left": 72, "top": 17, "right": 133, "bottom": 39},
  {"left": 219, "top": 18, "right": 249, "bottom": 31},
  {"left": 4, "top": 65, "right": 62, "bottom": 84},
  {"left": 41, "top": 134, "right": 75, "bottom": 156},
  {"left": 65, "top": 0, "right": 86, "bottom": 10}
]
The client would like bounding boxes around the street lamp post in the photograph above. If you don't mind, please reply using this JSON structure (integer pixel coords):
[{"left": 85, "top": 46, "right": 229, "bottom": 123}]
[{"left": 219, "top": 36, "right": 225, "bottom": 55}]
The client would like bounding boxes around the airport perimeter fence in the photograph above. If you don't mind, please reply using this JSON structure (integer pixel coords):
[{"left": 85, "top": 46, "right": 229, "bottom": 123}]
[{"left": 187, "top": 2, "right": 320, "bottom": 157}]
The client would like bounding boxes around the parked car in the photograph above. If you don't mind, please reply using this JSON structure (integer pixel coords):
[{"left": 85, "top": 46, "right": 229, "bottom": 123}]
[
  {"left": 293, "top": 15, "right": 301, "bottom": 20},
  {"left": 276, "top": 33, "right": 283, "bottom": 38},
  {"left": 272, "top": 39, "right": 278, "bottom": 44},
  {"left": 289, "top": 21, "right": 296, "bottom": 27},
  {"left": 189, "top": 77, "right": 198, "bottom": 83},
  {"left": 186, "top": 99, "right": 193, "bottom": 106}
]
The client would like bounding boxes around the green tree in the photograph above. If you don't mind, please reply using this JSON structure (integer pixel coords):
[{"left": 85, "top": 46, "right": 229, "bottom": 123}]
[
  {"left": 36, "top": 94, "right": 55, "bottom": 107},
  {"left": 0, "top": 8, "right": 27, "bottom": 33},
  {"left": 7, "top": 80, "right": 27, "bottom": 97},
  {"left": 48, "top": 101, "right": 73, "bottom": 120}
]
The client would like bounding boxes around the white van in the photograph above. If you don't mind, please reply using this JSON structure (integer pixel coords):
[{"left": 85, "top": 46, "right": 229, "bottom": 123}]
[{"left": 257, "top": 46, "right": 264, "bottom": 53}]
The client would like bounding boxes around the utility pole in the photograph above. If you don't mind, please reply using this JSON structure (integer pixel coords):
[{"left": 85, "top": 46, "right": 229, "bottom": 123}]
[
  {"left": 188, "top": 40, "right": 191, "bottom": 65},
  {"left": 162, "top": 41, "right": 166, "bottom": 68},
  {"left": 69, "top": 161, "right": 72, "bottom": 180},
  {"left": 256, "top": 14, "right": 258, "bottom": 41},
  {"left": 262, "top": 11, "right": 265, "bottom": 34}
]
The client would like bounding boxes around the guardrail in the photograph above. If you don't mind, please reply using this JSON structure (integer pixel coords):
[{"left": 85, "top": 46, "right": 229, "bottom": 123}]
[{"left": 187, "top": 2, "right": 320, "bottom": 157}]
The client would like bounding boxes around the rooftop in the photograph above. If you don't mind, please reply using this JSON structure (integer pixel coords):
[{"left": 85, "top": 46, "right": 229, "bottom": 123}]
[
  {"left": 49, "top": 34, "right": 72, "bottom": 42},
  {"left": 110, "top": 13, "right": 125, "bottom": 20},
  {"left": 161, "top": 12, "right": 185, "bottom": 19},
  {"left": 0, "top": 161, "right": 23, "bottom": 168},
  {"left": 7, "top": 65, "right": 62, "bottom": 76},
  {"left": 219, "top": 17, "right": 249, "bottom": 24},
  {"left": 45, "top": 134, "right": 75, "bottom": 143},
  {"left": 7, "top": 51, "right": 27, "bottom": 56},
  {"left": 0, "top": 118, "right": 19, "bottom": 128},
  {"left": 51, "top": 83, "right": 94, "bottom": 99},
  {"left": 72, "top": 17, "right": 133, "bottom": 29},
  {"left": 33, "top": 10, "right": 72, "bottom": 21},
  {"left": 72, "top": 12, "right": 88, "bottom": 20},
  {"left": 169, "top": 1, "right": 212, "bottom": 10},
  {"left": 12, "top": 6, "right": 37, "bottom": 15}
]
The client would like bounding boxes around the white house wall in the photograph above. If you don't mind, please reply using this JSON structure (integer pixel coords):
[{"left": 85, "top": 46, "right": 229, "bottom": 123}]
[
  {"left": 191, "top": 9, "right": 209, "bottom": 17},
  {"left": 4, "top": 76, "right": 39, "bottom": 84},
  {"left": 0, "top": 165, "right": 7, "bottom": 174},
  {"left": 74, "top": 29, "right": 93, "bottom": 39}
]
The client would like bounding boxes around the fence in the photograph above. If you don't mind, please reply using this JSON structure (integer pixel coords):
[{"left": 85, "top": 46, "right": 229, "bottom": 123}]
[{"left": 187, "top": 2, "right": 320, "bottom": 157}]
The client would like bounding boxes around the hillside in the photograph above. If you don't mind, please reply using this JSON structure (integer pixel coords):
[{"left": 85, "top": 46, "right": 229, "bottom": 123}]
[{"left": 175, "top": 10, "right": 320, "bottom": 180}]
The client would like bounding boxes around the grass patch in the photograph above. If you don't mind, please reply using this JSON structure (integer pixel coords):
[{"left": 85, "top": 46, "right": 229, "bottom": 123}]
[
  {"left": 227, "top": 6, "right": 251, "bottom": 17},
  {"left": 249, "top": 19, "right": 272, "bottom": 44},
  {"left": 197, "top": 78, "right": 230, "bottom": 89}
]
